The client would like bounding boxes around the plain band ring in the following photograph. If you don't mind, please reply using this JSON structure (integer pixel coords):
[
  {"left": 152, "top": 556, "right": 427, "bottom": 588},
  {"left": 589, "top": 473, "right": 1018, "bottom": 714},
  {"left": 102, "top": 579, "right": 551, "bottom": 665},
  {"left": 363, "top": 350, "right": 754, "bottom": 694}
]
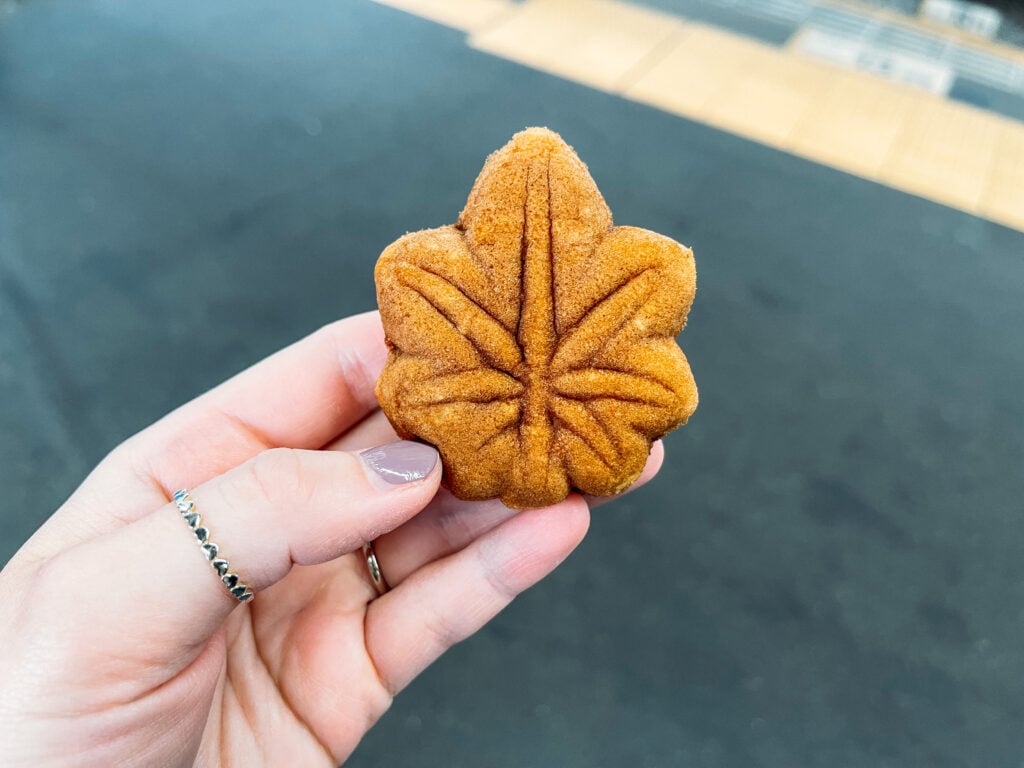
[
  {"left": 173, "top": 489, "right": 254, "bottom": 603},
  {"left": 362, "top": 541, "right": 390, "bottom": 596}
]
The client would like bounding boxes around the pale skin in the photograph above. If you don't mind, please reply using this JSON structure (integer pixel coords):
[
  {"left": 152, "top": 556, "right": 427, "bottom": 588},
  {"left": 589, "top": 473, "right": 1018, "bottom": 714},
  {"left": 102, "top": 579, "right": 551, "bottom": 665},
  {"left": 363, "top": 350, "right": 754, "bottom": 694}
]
[{"left": 0, "top": 311, "right": 664, "bottom": 767}]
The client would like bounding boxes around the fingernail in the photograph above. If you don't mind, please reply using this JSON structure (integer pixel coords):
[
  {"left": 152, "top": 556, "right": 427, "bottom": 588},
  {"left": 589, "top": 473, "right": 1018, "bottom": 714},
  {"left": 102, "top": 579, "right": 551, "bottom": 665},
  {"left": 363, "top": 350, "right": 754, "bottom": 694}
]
[{"left": 359, "top": 441, "right": 438, "bottom": 486}]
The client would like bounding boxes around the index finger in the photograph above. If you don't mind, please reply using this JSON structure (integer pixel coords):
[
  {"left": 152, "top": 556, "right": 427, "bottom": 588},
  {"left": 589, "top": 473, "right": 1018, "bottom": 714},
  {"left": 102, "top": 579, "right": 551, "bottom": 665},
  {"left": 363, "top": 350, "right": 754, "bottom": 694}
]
[
  {"left": 26, "top": 312, "right": 389, "bottom": 560},
  {"left": 130, "top": 311, "right": 388, "bottom": 485}
]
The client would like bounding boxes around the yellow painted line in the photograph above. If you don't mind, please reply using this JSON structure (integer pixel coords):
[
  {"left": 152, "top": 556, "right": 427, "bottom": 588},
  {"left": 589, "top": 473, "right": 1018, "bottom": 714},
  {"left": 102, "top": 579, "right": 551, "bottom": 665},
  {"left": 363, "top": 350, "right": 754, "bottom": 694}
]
[
  {"left": 374, "top": 0, "right": 1024, "bottom": 233},
  {"left": 882, "top": 96, "right": 1004, "bottom": 213},
  {"left": 373, "top": 0, "right": 513, "bottom": 32},
  {"left": 980, "top": 120, "right": 1024, "bottom": 231},
  {"left": 704, "top": 36, "right": 837, "bottom": 146},
  {"left": 470, "top": 0, "right": 684, "bottom": 93},
  {"left": 788, "top": 69, "right": 927, "bottom": 178},
  {"left": 627, "top": 25, "right": 764, "bottom": 120}
]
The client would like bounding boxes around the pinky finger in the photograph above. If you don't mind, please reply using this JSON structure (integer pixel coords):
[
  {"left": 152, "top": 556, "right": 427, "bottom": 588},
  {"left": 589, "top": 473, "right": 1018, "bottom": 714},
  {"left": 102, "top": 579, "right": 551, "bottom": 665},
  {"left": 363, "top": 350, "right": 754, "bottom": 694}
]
[{"left": 365, "top": 496, "right": 590, "bottom": 695}]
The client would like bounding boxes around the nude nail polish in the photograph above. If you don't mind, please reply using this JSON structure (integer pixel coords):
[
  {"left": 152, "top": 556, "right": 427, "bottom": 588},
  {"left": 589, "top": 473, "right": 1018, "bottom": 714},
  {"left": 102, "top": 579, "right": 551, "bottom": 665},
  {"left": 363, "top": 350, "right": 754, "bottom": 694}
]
[{"left": 359, "top": 441, "right": 438, "bottom": 486}]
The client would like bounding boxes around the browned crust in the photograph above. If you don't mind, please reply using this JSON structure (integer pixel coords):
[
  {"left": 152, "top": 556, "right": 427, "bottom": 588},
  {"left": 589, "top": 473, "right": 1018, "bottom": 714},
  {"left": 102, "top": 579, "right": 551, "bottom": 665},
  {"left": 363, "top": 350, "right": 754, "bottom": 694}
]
[{"left": 375, "top": 127, "right": 697, "bottom": 508}]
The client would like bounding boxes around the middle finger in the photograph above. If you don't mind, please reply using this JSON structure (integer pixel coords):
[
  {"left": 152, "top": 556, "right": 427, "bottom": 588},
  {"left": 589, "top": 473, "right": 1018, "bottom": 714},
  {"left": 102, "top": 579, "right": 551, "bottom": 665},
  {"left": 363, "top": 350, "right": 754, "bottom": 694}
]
[{"left": 327, "top": 412, "right": 664, "bottom": 590}]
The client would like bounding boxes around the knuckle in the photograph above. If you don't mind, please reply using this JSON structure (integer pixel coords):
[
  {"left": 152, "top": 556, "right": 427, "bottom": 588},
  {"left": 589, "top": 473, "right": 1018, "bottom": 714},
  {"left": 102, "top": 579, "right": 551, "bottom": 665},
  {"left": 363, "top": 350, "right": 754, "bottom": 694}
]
[
  {"left": 30, "top": 552, "right": 70, "bottom": 600},
  {"left": 25, "top": 552, "right": 84, "bottom": 624},
  {"left": 422, "top": 605, "right": 466, "bottom": 652},
  {"left": 361, "top": 654, "right": 397, "bottom": 710},
  {"left": 478, "top": 545, "right": 520, "bottom": 602},
  {"left": 245, "top": 447, "right": 309, "bottom": 507},
  {"left": 2, "top": 558, "right": 76, "bottom": 685},
  {"left": 436, "top": 509, "right": 475, "bottom": 550},
  {"left": 336, "top": 345, "right": 378, "bottom": 414}
]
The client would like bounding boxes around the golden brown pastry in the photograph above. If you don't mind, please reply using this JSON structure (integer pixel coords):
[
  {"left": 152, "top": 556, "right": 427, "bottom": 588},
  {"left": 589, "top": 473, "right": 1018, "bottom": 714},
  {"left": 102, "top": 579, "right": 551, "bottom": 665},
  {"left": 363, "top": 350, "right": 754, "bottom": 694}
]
[{"left": 375, "top": 127, "right": 697, "bottom": 508}]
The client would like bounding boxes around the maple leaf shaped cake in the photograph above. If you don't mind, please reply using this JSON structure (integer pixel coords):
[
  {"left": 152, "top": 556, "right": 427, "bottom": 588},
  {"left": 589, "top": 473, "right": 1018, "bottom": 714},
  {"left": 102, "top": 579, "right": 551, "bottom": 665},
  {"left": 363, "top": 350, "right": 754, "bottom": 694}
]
[{"left": 375, "top": 127, "right": 697, "bottom": 509}]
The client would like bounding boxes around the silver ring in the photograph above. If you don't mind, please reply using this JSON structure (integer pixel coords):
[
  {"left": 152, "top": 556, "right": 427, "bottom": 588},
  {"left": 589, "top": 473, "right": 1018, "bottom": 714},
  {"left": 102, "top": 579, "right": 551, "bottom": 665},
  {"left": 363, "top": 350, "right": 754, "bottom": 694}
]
[
  {"left": 362, "top": 541, "right": 390, "bottom": 596},
  {"left": 173, "top": 489, "right": 254, "bottom": 603}
]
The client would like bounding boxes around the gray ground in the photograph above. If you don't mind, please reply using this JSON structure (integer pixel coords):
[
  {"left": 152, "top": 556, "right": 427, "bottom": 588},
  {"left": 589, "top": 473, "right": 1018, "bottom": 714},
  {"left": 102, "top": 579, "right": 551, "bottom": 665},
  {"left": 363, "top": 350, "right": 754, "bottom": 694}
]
[{"left": 3, "top": 1, "right": 1024, "bottom": 766}]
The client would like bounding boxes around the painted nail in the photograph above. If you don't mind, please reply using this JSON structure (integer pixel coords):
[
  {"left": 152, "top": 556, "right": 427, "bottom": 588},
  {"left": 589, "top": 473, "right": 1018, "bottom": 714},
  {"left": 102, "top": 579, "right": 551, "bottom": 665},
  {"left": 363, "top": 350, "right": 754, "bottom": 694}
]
[{"left": 359, "top": 441, "right": 438, "bottom": 486}]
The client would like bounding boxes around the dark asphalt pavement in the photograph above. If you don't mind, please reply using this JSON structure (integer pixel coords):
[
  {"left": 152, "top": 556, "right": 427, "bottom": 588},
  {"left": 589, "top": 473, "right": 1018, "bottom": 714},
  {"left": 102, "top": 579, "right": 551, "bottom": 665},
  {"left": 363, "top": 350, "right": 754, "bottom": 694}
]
[{"left": 2, "top": 2, "right": 1024, "bottom": 766}]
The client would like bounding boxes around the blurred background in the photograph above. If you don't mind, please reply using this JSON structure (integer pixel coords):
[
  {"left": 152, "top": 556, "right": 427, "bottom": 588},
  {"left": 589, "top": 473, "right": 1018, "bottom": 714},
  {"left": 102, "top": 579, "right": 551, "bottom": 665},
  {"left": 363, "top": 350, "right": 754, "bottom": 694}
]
[{"left": 2, "top": 0, "right": 1024, "bottom": 765}]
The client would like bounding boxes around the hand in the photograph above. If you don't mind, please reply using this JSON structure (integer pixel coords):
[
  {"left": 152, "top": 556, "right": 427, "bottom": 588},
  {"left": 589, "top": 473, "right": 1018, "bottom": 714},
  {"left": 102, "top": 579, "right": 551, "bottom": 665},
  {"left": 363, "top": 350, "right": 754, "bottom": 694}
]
[{"left": 0, "top": 311, "right": 664, "bottom": 767}]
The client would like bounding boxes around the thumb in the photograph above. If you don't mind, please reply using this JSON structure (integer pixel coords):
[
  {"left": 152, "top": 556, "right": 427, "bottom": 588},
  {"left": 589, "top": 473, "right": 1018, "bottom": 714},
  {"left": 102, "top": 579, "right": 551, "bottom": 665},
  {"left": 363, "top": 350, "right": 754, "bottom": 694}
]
[{"left": 33, "top": 442, "right": 440, "bottom": 665}]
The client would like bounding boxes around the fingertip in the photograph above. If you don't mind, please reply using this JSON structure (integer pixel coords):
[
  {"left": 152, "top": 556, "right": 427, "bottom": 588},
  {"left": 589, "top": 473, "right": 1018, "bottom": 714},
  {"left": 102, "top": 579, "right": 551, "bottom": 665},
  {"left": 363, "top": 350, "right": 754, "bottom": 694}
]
[
  {"left": 643, "top": 439, "right": 666, "bottom": 483},
  {"left": 479, "top": 495, "right": 590, "bottom": 593},
  {"left": 559, "top": 493, "right": 592, "bottom": 550},
  {"left": 236, "top": 446, "right": 440, "bottom": 566},
  {"left": 357, "top": 440, "right": 440, "bottom": 491},
  {"left": 585, "top": 440, "right": 665, "bottom": 509},
  {"left": 331, "top": 312, "right": 389, "bottom": 414}
]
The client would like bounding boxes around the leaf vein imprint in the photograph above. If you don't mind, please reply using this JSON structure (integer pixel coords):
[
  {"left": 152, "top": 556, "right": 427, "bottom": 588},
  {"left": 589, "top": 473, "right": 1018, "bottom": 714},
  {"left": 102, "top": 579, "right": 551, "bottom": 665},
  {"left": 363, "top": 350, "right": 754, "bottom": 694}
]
[
  {"left": 556, "top": 266, "right": 656, "bottom": 348},
  {"left": 552, "top": 412, "right": 614, "bottom": 470},
  {"left": 401, "top": 268, "right": 518, "bottom": 369}
]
